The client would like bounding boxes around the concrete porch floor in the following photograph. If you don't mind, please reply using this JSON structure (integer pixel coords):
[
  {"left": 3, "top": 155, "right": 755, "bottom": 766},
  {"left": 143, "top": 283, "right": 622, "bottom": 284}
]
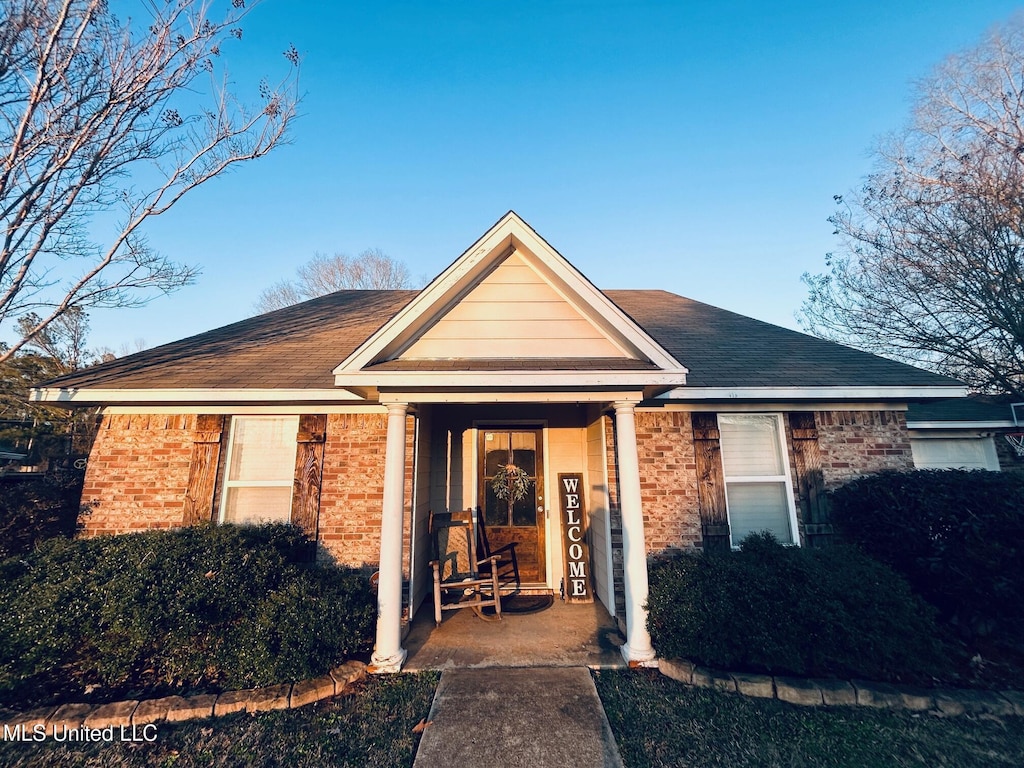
[{"left": 402, "top": 597, "right": 628, "bottom": 671}]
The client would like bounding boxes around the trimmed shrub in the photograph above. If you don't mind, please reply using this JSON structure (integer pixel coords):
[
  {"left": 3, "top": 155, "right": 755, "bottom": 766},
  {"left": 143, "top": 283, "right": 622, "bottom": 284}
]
[
  {"left": 0, "top": 524, "right": 375, "bottom": 706},
  {"left": 646, "top": 534, "right": 950, "bottom": 683},
  {"left": 0, "top": 472, "right": 83, "bottom": 558},
  {"left": 829, "top": 469, "right": 1024, "bottom": 640}
]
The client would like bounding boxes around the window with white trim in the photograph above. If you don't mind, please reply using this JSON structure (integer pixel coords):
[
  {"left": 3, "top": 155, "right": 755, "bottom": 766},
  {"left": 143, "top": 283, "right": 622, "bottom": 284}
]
[
  {"left": 910, "top": 437, "right": 1000, "bottom": 471},
  {"left": 220, "top": 416, "right": 299, "bottom": 525},
  {"left": 718, "top": 413, "right": 799, "bottom": 547}
]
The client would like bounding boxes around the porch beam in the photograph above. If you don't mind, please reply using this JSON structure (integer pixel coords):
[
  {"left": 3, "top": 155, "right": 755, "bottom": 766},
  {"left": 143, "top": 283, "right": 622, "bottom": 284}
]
[
  {"left": 379, "top": 389, "right": 651, "bottom": 404},
  {"left": 370, "top": 403, "right": 409, "bottom": 672},
  {"left": 613, "top": 400, "right": 657, "bottom": 664}
]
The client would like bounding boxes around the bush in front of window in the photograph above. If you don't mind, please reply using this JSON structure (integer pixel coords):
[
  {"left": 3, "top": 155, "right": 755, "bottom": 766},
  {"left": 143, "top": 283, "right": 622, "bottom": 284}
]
[
  {"left": 829, "top": 469, "right": 1024, "bottom": 642},
  {"left": 646, "top": 533, "right": 950, "bottom": 684},
  {"left": 0, "top": 471, "right": 83, "bottom": 558},
  {"left": 0, "top": 523, "right": 375, "bottom": 708}
]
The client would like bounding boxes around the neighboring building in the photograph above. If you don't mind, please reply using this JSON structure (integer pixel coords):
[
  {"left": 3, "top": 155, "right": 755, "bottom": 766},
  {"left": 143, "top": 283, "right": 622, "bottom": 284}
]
[
  {"left": 906, "top": 397, "right": 1022, "bottom": 472},
  {"left": 33, "top": 212, "right": 965, "bottom": 669}
]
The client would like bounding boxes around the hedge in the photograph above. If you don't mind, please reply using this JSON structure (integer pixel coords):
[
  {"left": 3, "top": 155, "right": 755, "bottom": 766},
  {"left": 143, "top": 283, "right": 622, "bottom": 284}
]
[
  {"left": 646, "top": 534, "right": 950, "bottom": 683},
  {"left": 828, "top": 469, "right": 1024, "bottom": 640},
  {"left": 0, "top": 524, "right": 375, "bottom": 706},
  {"left": 0, "top": 472, "right": 83, "bottom": 558}
]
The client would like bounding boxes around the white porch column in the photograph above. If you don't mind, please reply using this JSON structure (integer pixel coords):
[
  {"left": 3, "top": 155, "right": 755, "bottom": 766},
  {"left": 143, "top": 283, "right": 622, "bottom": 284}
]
[
  {"left": 370, "top": 403, "right": 409, "bottom": 672},
  {"left": 614, "top": 401, "right": 656, "bottom": 664}
]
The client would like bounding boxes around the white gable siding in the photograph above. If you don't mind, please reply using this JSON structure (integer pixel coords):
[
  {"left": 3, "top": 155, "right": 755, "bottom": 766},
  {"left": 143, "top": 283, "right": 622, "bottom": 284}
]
[{"left": 400, "top": 252, "right": 627, "bottom": 359}]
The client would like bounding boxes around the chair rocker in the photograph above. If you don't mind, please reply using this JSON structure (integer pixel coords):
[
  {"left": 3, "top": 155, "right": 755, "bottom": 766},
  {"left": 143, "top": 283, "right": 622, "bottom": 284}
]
[
  {"left": 475, "top": 510, "right": 521, "bottom": 594},
  {"left": 429, "top": 511, "right": 502, "bottom": 626}
]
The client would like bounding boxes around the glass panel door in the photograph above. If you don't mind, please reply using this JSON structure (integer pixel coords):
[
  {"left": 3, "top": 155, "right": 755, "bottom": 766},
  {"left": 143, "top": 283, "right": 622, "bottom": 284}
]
[{"left": 478, "top": 427, "right": 545, "bottom": 582}]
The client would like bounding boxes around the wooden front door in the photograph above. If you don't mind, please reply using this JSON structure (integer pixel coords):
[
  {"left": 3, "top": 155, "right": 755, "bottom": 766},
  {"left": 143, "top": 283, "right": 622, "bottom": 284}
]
[{"left": 478, "top": 427, "right": 545, "bottom": 583}]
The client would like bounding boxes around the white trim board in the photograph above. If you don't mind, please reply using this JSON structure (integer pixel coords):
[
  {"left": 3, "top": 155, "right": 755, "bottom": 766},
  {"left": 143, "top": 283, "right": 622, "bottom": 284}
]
[
  {"left": 906, "top": 420, "right": 1016, "bottom": 430},
  {"left": 32, "top": 388, "right": 363, "bottom": 405},
  {"left": 657, "top": 386, "right": 966, "bottom": 401}
]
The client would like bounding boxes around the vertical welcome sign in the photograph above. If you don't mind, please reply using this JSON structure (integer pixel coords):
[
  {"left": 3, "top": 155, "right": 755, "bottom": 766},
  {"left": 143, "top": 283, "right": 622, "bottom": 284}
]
[{"left": 558, "top": 473, "right": 592, "bottom": 603}]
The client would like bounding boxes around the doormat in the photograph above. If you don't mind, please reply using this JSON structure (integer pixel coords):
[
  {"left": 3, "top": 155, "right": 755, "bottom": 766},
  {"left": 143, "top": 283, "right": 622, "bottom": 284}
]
[{"left": 482, "top": 594, "right": 555, "bottom": 616}]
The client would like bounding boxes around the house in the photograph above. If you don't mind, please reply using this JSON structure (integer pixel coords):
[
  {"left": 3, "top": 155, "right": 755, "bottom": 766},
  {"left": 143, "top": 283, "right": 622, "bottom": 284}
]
[
  {"left": 906, "top": 396, "right": 1022, "bottom": 472},
  {"left": 32, "top": 211, "right": 965, "bottom": 671}
]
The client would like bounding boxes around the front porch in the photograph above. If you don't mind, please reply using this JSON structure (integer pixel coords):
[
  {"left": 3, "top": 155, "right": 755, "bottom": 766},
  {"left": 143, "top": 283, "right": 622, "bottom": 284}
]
[
  {"left": 372, "top": 397, "right": 658, "bottom": 671},
  {"left": 402, "top": 597, "right": 627, "bottom": 670}
]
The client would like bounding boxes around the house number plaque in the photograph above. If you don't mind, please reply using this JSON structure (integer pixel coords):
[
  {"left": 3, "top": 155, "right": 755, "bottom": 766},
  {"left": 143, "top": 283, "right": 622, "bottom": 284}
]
[{"left": 558, "top": 473, "right": 593, "bottom": 603}]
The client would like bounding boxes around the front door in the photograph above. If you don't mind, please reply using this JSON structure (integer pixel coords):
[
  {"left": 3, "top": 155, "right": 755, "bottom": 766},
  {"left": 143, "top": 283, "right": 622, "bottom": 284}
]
[{"left": 478, "top": 427, "right": 545, "bottom": 583}]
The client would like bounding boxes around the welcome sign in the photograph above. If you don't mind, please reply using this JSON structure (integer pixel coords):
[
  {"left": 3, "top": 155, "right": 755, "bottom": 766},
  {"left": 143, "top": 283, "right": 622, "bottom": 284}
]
[{"left": 558, "top": 473, "right": 593, "bottom": 603}]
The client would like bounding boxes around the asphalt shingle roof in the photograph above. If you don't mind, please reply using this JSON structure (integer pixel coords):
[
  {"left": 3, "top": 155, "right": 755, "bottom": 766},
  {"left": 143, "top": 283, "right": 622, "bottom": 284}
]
[
  {"left": 906, "top": 397, "right": 1016, "bottom": 424},
  {"left": 43, "top": 289, "right": 959, "bottom": 393}
]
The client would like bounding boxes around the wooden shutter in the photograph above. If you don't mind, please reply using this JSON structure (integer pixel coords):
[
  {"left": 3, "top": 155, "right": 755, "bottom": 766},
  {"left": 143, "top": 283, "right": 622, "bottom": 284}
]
[
  {"left": 691, "top": 412, "right": 730, "bottom": 554},
  {"left": 182, "top": 414, "right": 225, "bottom": 525},
  {"left": 788, "top": 412, "right": 831, "bottom": 548},
  {"left": 292, "top": 414, "right": 327, "bottom": 539}
]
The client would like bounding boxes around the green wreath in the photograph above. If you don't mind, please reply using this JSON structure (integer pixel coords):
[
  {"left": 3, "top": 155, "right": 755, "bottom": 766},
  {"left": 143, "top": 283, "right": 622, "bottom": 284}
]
[{"left": 491, "top": 463, "right": 532, "bottom": 504}]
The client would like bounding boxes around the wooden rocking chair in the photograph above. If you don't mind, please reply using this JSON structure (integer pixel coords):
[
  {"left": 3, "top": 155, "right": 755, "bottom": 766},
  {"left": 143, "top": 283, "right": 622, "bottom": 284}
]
[
  {"left": 429, "top": 511, "right": 502, "bottom": 626},
  {"left": 475, "top": 510, "right": 521, "bottom": 594}
]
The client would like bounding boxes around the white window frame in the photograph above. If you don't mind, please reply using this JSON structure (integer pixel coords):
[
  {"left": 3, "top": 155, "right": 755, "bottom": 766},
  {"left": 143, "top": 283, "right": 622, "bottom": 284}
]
[
  {"left": 218, "top": 415, "right": 299, "bottom": 525},
  {"left": 718, "top": 412, "right": 801, "bottom": 548},
  {"left": 910, "top": 435, "right": 1001, "bottom": 471}
]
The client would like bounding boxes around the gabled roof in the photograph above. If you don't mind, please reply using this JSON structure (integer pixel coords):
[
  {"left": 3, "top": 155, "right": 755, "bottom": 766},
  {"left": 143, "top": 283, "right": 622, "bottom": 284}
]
[
  {"left": 331, "top": 211, "right": 688, "bottom": 391},
  {"left": 34, "top": 289, "right": 963, "bottom": 405},
  {"left": 31, "top": 211, "right": 965, "bottom": 406}
]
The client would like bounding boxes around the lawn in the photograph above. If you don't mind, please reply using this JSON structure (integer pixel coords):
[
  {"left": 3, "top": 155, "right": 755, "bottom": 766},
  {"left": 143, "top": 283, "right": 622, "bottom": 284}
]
[
  {"left": 593, "top": 668, "right": 1024, "bottom": 768},
  {"left": 4, "top": 669, "right": 1022, "bottom": 767},
  {"left": 0, "top": 673, "right": 439, "bottom": 768}
]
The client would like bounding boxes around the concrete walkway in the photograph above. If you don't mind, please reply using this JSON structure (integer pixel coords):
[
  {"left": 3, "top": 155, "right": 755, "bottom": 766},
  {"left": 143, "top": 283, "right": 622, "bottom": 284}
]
[{"left": 412, "top": 667, "right": 624, "bottom": 768}]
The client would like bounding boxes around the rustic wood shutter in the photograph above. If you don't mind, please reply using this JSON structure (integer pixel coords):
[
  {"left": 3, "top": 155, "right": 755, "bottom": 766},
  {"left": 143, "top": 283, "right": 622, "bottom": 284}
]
[
  {"left": 692, "top": 412, "right": 731, "bottom": 554},
  {"left": 182, "top": 414, "right": 226, "bottom": 525},
  {"left": 291, "top": 414, "right": 327, "bottom": 540},
  {"left": 788, "top": 412, "right": 831, "bottom": 548}
]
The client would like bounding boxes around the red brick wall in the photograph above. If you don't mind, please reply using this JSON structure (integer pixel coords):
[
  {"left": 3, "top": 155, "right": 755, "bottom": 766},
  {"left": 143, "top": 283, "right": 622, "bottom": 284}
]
[
  {"left": 816, "top": 410, "right": 914, "bottom": 489},
  {"left": 634, "top": 411, "right": 702, "bottom": 555},
  {"left": 315, "top": 412, "right": 414, "bottom": 571},
  {"left": 81, "top": 411, "right": 415, "bottom": 575},
  {"left": 80, "top": 414, "right": 196, "bottom": 536}
]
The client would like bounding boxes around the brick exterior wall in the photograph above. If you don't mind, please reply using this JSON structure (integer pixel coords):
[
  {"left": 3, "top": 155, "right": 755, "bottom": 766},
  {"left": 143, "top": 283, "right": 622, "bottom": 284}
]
[
  {"left": 315, "top": 412, "right": 414, "bottom": 571},
  {"left": 81, "top": 411, "right": 415, "bottom": 575},
  {"left": 633, "top": 411, "right": 702, "bottom": 555},
  {"left": 994, "top": 430, "right": 1024, "bottom": 474},
  {"left": 815, "top": 410, "right": 914, "bottom": 489},
  {"left": 80, "top": 414, "right": 196, "bottom": 536}
]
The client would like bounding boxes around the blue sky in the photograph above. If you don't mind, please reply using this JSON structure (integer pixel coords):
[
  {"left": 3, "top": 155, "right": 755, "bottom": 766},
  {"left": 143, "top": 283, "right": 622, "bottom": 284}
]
[{"left": 81, "top": 0, "right": 1023, "bottom": 352}]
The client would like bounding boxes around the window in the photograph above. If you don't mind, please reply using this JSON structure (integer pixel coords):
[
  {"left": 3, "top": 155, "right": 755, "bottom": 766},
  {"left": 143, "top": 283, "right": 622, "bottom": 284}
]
[
  {"left": 220, "top": 416, "right": 299, "bottom": 525},
  {"left": 718, "top": 414, "right": 799, "bottom": 547},
  {"left": 910, "top": 436, "right": 1000, "bottom": 471}
]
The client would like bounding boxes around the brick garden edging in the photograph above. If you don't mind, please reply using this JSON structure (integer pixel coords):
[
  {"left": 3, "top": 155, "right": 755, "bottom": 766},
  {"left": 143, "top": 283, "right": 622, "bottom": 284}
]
[
  {"left": 659, "top": 659, "right": 1024, "bottom": 717},
  {"left": 0, "top": 661, "right": 366, "bottom": 732}
]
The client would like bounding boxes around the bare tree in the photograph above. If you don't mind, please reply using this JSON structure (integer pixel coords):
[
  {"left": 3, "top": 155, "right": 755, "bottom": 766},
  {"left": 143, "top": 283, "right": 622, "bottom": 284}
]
[
  {"left": 0, "top": 0, "right": 299, "bottom": 363},
  {"left": 801, "top": 16, "right": 1024, "bottom": 397},
  {"left": 254, "top": 249, "right": 416, "bottom": 313},
  {"left": 16, "top": 307, "right": 90, "bottom": 371}
]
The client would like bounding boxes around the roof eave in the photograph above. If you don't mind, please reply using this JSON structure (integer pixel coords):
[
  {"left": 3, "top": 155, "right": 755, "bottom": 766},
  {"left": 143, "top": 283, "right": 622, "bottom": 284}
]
[
  {"left": 333, "top": 369, "right": 689, "bottom": 389},
  {"left": 656, "top": 385, "right": 968, "bottom": 401},
  {"left": 907, "top": 419, "right": 1016, "bottom": 429},
  {"left": 30, "top": 387, "right": 364, "bottom": 407}
]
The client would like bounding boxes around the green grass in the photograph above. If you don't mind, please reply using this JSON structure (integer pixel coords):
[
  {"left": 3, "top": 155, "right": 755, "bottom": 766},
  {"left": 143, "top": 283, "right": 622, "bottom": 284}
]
[
  {"left": 0, "top": 673, "right": 439, "bottom": 768},
  {"left": 593, "top": 669, "right": 1024, "bottom": 768}
]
